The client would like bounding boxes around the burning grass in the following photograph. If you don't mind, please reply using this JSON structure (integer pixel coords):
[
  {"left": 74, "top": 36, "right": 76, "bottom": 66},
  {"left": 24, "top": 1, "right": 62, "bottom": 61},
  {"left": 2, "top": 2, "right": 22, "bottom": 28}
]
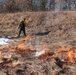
[
  {"left": 0, "top": 36, "right": 76, "bottom": 75},
  {"left": 0, "top": 36, "right": 76, "bottom": 69}
]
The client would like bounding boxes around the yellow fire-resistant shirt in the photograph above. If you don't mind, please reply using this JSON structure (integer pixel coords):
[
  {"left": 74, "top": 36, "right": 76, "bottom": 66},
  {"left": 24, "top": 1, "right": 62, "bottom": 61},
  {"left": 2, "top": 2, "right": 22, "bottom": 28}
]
[{"left": 20, "top": 19, "right": 28, "bottom": 26}]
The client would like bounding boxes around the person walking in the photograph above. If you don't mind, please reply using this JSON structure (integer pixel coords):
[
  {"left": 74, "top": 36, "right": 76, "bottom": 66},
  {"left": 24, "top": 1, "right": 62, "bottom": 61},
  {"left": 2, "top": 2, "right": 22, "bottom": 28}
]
[{"left": 18, "top": 18, "right": 27, "bottom": 37}]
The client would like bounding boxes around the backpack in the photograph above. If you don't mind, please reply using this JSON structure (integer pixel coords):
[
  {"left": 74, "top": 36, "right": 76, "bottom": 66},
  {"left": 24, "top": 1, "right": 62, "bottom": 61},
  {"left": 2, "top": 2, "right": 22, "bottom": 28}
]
[{"left": 19, "top": 21, "right": 25, "bottom": 28}]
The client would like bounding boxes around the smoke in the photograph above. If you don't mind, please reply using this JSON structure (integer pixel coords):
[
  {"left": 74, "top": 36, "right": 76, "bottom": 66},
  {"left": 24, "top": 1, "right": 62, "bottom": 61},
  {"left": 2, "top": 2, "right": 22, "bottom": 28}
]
[{"left": 35, "top": 42, "right": 48, "bottom": 57}]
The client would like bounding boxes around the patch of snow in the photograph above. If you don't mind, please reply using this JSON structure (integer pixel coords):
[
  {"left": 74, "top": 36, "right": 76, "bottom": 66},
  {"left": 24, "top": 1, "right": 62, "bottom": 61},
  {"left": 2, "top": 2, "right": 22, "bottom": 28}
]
[{"left": 0, "top": 38, "right": 9, "bottom": 45}]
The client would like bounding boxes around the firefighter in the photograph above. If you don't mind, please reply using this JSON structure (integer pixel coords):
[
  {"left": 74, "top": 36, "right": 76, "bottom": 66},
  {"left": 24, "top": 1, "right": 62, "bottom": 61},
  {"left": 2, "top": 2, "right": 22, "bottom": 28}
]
[{"left": 18, "top": 18, "right": 27, "bottom": 37}]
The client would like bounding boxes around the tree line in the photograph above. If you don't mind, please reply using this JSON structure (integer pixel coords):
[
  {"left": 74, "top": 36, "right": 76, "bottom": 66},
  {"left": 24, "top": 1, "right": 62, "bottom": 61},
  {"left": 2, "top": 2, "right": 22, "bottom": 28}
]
[{"left": 0, "top": 0, "right": 76, "bottom": 13}]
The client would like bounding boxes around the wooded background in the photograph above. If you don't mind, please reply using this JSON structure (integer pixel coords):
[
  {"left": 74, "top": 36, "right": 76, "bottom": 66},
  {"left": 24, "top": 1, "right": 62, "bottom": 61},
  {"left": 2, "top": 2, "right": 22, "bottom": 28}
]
[{"left": 0, "top": 0, "right": 76, "bottom": 12}]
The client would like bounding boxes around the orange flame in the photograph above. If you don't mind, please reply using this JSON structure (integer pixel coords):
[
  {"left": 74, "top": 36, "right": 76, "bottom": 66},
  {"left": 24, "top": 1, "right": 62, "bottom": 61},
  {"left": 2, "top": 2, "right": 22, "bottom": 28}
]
[
  {"left": 39, "top": 46, "right": 76, "bottom": 64},
  {"left": 23, "top": 35, "right": 30, "bottom": 41},
  {"left": 1, "top": 35, "right": 76, "bottom": 68},
  {"left": 63, "top": 49, "right": 74, "bottom": 63},
  {"left": 57, "top": 47, "right": 76, "bottom": 64},
  {"left": 18, "top": 42, "right": 25, "bottom": 49},
  {"left": 67, "top": 50, "right": 74, "bottom": 63},
  {"left": 18, "top": 36, "right": 30, "bottom": 49}
]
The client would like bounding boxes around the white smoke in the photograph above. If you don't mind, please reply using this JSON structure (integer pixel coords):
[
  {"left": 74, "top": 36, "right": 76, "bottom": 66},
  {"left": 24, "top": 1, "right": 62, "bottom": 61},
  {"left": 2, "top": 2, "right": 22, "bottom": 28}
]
[
  {"left": 35, "top": 42, "right": 47, "bottom": 57},
  {"left": 35, "top": 50, "right": 45, "bottom": 57}
]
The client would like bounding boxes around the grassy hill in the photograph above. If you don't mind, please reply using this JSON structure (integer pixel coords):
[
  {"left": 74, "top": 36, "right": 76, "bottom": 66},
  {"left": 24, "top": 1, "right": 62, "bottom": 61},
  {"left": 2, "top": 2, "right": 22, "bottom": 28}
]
[
  {"left": 0, "top": 11, "right": 76, "bottom": 48},
  {"left": 0, "top": 11, "right": 76, "bottom": 75}
]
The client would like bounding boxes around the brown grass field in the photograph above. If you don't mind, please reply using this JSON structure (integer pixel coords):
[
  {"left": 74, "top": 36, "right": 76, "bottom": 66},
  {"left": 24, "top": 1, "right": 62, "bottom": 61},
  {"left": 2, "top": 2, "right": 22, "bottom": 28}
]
[{"left": 0, "top": 11, "right": 76, "bottom": 75}]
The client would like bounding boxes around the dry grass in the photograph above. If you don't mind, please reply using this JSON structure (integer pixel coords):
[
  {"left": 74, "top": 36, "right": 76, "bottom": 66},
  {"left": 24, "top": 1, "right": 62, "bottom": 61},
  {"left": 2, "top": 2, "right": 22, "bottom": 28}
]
[
  {"left": 0, "top": 11, "right": 76, "bottom": 48},
  {"left": 0, "top": 11, "right": 76, "bottom": 75}
]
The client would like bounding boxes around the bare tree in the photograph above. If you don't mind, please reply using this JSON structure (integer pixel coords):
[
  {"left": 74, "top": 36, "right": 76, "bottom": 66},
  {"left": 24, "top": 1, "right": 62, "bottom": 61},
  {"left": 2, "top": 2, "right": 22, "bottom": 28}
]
[
  {"left": 68, "top": 0, "right": 71, "bottom": 10},
  {"left": 0, "top": 0, "right": 75, "bottom": 13},
  {"left": 40, "top": 0, "right": 47, "bottom": 11},
  {"left": 4, "top": 0, "right": 18, "bottom": 12}
]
